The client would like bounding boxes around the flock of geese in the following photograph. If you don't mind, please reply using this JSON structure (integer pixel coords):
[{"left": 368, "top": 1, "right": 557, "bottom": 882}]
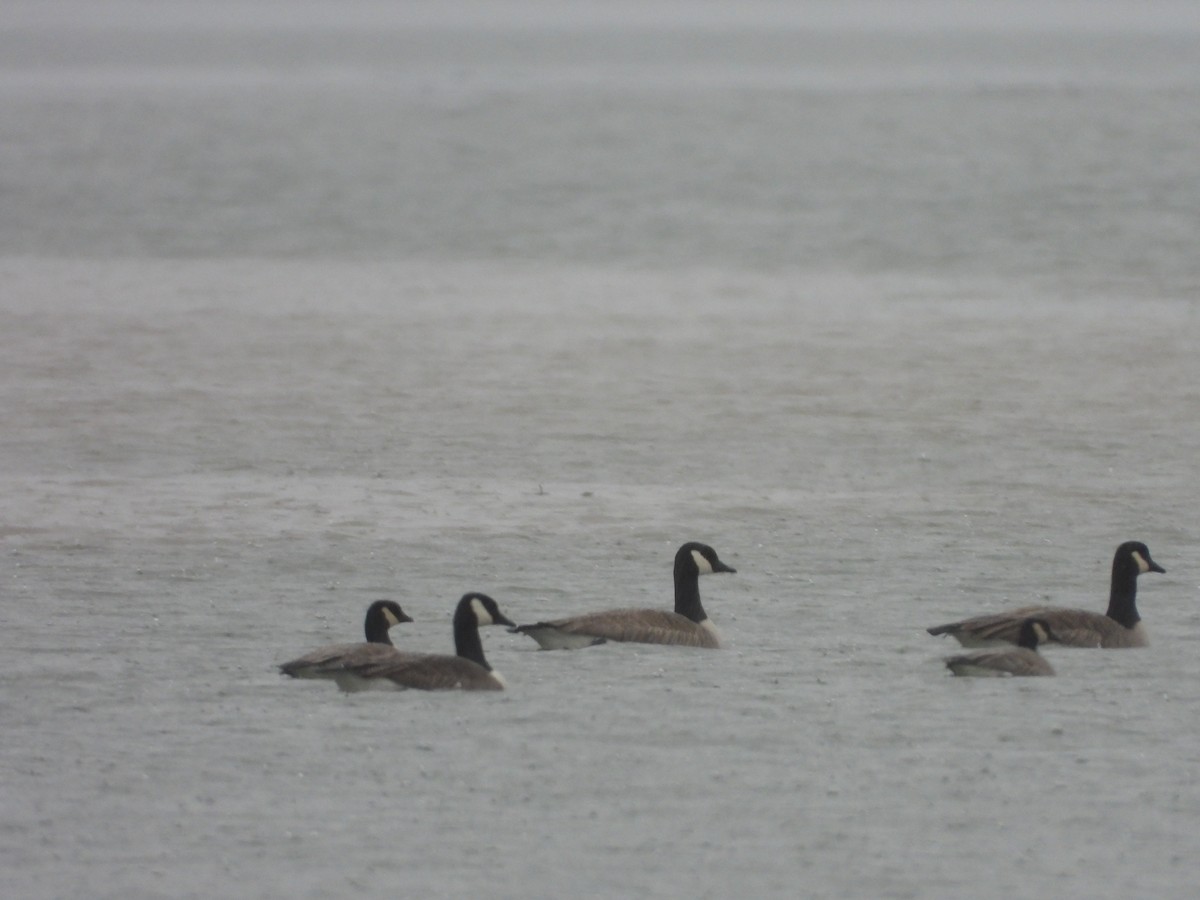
[
  {"left": 278, "top": 539, "right": 1165, "bottom": 691},
  {"left": 929, "top": 540, "right": 1164, "bottom": 676}
]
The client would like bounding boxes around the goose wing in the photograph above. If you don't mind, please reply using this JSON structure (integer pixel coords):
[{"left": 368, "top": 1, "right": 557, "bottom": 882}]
[
  {"left": 1031, "top": 608, "right": 1141, "bottom": 647},
  {"left": 279, "top": 642, "right": 402, "bottom": 677},
  {"left": 537, "top": 608, "right": 718, "bottom": 647},
  {"left": 351, "top": 653, "right": 503, "bottom": 691},
  {"left": 929, "top": 605, "right": 1139, "bottom": 648},
  {"left": 927, "top": 606, "right": 1047, "bottom": 646}
]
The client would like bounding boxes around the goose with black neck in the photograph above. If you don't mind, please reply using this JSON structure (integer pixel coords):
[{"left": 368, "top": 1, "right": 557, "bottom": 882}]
[
  {"left": 336, "top": 593, "right": 514, "bottom": 691},
  {"left": 279, "top": 600, "right": 413, "bottom": 680},
  {"left": 510, "top": 541, "right": 737, "bottom": 649},
  {"left": 927, "top": 541, "right": 1165, "bottom": 648}
]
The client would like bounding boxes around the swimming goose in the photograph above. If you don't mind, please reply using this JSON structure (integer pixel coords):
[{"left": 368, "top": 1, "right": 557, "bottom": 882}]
[
  {"left": 943, "top": 618, "right": 1057, "bottom": 677},
  {"left": 279, "top": 600, "right": 412, "bottom": 679},
  {"left": 510, "top": 541, "right": 737, "bottom": 649},
  {"left": 334, "top": 593, "right": 514, "bottom": 692},
  {"left": 927, "top": 541, "right": 1165, "bottom": 648}
]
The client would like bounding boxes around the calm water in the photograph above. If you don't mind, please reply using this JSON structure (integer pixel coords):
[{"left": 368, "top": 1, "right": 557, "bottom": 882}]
[{"left": 3, "top": 4, "right": 1200, "bottom": 899}]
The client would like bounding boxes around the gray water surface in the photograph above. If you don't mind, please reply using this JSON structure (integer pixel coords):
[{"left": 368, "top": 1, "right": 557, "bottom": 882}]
[{"left": 3, "top": 4, "right": 1200, "bottom": 898}]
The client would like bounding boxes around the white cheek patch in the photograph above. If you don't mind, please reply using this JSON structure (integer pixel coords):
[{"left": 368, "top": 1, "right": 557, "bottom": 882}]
[
  {"left": 691, "top": 549, "right": 714, "bottom": 574},
  {"left": 383, "top": 608, "right": 400, "bottom": 627},
  {"left": 470, "top": 597, "right": 493, "bottom": 625},
  {"left": 1032, "top": 623, "right": 1048, "bottom": 644},
  {"left": 1132, "top": 551, "right": 1150, "bottom": 574}
]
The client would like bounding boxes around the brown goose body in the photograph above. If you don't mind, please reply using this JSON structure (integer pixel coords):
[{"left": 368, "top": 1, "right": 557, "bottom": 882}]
[
  {"left": 281, "top": 641, "right": 408, "bottom": 677},
  {"left": 927, "top": 541, "right": 1164, "bottom": 649},
  {"left": 930, "top": 606, "right": 1146, "bottom": 649},
  {"left": 343, "top": 652, "right": 506, "bottom": 692},
  {"left": 944, "top": 618, "right": 1056, "bottom": 677},
  {"left": 518, "top": 608, "right": 720, "bottom": 649},
  {"left": 511, "top": 542, "right": 736, "bottom": 650}
]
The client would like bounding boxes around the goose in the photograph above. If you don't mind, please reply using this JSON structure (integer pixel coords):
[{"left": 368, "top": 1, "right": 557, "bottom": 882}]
[
  {"left": 510, "top": 541, "right": 736, "bottom": 650},
  {"left": 943, "top": 618, "right": 1057, "bottom": 677},
  {"left": 334, "top": 593, "right": 514, "bottom": 692},
  {"left": 279, "top": 600, "right": 412, "bottom": 679},
  {"left": 927, "top": 541, "right": 1165, "bottom": 648}
]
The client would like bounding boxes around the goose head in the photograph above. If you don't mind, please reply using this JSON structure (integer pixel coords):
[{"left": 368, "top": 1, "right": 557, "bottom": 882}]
[
  {"left": 1016, "top": 617, "right": 1054, "bottom": 651},
  {"left": 456, "top": 592, "right": 516, "bottom": 629},
  {"left": 675, "top": 541, "right": 737, "bottom": 579},
  {"left": 1115, "top": 541, "right": 1165, "bottom": 577},
  {"left": 364, "top": 600, "right": 413, "bottom": 643}
]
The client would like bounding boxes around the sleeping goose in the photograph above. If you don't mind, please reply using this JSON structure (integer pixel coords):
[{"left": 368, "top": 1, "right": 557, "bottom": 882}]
[
  {"left": 943, "top": 617, "right": 1057, "bottom": 677},
  {"left": 927, "top": 541, "right": 1165, "bottom": 648},
  {"left": 510, "top": 541, "right": 736, "bottom": 650},
  {"left": 279, "top": 600, "right": 412, "bottom": 679},
  {"left": 334, "top": 593, "right": 513, "bottom": 692}
]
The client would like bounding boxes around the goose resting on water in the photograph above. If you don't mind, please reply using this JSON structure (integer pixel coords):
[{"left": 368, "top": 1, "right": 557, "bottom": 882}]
[
  {"left": 279, "top": 600, "right": 412, "bottom": 679},
  {"left": 510, "top": 541, "right": 736, "bottom": 649},
  {"left": 926, "top": 541, "right": 1165, "bottom": 649},
  {"left": 943, "top": 618, "right": 1057, "bottom": 677}
]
